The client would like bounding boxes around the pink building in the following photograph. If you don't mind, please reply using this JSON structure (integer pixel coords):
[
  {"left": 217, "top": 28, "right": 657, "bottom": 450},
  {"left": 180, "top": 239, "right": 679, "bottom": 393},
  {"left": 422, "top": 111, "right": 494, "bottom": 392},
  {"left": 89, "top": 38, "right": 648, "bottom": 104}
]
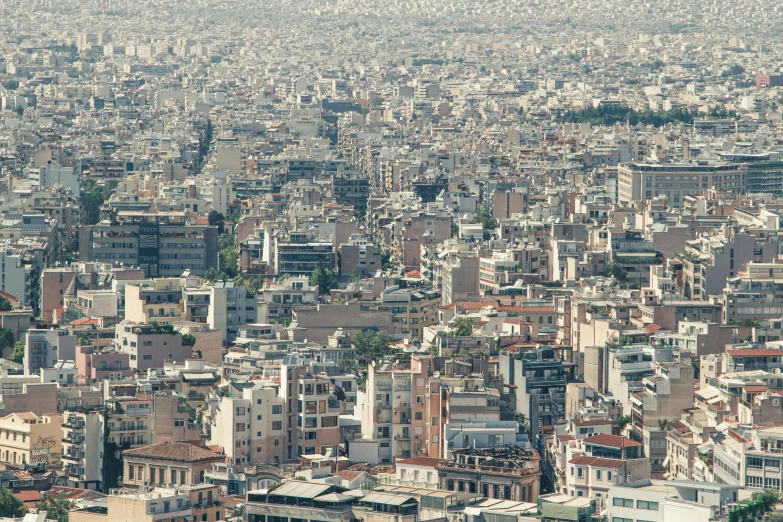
[{"left": 75, "top": 346, "right": 135, "bottom": 384}]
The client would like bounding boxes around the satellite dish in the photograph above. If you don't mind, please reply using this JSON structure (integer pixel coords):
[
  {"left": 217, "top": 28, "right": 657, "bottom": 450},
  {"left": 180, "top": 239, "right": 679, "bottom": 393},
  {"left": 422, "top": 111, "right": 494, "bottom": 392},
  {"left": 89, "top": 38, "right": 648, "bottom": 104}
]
[{"left": 433, "top": 371, "right": 440, "bottom": 379}]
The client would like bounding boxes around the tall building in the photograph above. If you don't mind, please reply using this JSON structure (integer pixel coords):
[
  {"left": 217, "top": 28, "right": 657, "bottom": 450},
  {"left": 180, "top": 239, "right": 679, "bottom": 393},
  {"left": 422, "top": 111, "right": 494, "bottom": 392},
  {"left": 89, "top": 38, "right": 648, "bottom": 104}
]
[
  {"left": 62, "top": 410, "right": 104, "bottom": 490},
  {"left": 78, "top": 212, "right": 219, "bottom": 277},
  {"left": 499, "top": 347, "right": 567, "bottom": 436}
]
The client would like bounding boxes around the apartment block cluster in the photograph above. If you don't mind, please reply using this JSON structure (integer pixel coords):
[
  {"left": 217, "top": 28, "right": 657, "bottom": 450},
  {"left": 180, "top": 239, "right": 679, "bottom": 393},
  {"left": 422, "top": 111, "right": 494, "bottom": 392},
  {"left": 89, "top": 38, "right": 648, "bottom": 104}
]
[{"left": 5, "top": 0, "right": 783, "bottom": 521}]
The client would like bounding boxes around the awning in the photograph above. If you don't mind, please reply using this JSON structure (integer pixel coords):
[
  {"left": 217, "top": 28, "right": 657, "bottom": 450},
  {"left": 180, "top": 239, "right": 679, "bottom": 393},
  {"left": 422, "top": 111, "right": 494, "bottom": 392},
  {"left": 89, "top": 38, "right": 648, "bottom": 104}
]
[
  {"left": 707, "top": 396, "right": 723, "bottom": 405},
  {"left": 695, "top": 387, "right": 720, "bottom": 400},
  {"left": 662, "top": 456, "right": 670, "bottom": 468}
]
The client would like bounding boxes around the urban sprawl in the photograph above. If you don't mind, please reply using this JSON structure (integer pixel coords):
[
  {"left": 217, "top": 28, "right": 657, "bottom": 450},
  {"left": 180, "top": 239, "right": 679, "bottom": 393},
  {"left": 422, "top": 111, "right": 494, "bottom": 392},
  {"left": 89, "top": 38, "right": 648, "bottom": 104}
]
[{"left": 2, "top": 0, "right": 783, "bottom": 521}]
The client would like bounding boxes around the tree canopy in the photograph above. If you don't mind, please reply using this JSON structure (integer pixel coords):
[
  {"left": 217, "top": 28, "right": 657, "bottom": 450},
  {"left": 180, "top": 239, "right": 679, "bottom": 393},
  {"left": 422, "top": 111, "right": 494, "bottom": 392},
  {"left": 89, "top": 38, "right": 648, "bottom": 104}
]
[
  {"left": 310, "top": 264, "right": 339, "bottom": 296},
  {"left": 80, "top": 179, "right": 119, "bottom": 225},
  {"left": 0, "top": 489, "right": 25, "bottom": 519}
]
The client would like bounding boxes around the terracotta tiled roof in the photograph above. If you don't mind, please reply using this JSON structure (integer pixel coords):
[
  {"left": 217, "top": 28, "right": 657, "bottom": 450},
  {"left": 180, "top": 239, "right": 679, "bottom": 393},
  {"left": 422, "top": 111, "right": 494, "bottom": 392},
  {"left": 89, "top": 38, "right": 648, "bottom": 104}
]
[
  {"left": 583, "top": 433, "right": 642, "bottom": 448},
  {"left": 395, "top": 457, "right": 445, "bottom": 468},
  {"left": 728, "top": 349, "right": 783, "bottom": 357},
  {"left": 123, "top": 442, "right": 222, "bottom": 462},
  {"left": 14, "top": 490, "right": 41, "bottom": 502},
  {"left": 568, "top": 455, "right": 625, "bottom": 469}
]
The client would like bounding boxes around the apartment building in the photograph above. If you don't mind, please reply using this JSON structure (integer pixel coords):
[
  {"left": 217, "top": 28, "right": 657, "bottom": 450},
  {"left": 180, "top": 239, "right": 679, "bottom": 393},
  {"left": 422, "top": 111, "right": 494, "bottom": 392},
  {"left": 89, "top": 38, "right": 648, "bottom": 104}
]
[
  {"left": 479, "top": 252, "right": 523, "bottom": 294},
  {"left": 499, "top": 347, "right": 566, "bottom": 436},
  {"left": 115, "top": 322, "right": 193, "bottom": 372},
  {"left": 338, "top": 234, "right": 381, "bottom": 280},
  {"left": 74, "top": 345, "right": 134, "bottom": 384},
  {"left": 182, "top": 276, "right": 258, "bottom": 344},
  {"left": 680, "top": 233, "right": 777, "bottom": 300},
  {"left": 105, "top": 397, "right": 153, "bottom": 448},
  {"left": 630, "top": 362, "right": 695, "bottom": 472},
  {"left": 617, "top": 163, "right": 747, "bottom": 208},
  {"left": 381, "top": 287, "right": 440, "bottom": 339},
  {"left": 78, "top": 212, "right": 219, "bottom": 277},
  {"left": 280, "top": 357, "right": 343, "bottom": 462},
  {"left": 608, "top": 480, "right": 739, "bottom": 522},
  {"left": 722, "top": 262, "right": 783, "bottom": 323},
  {"left": 207, "top": 381, "right": 286, "bottom": 466},
  {"left": 362, "top": 358, "right": 431, "bottom": 462},
  {"left": 274, "top": 232, "right": 335, "bottom": 276},
  {"left": 257, "top": 276, "right": 318, "bottom": 324},
  {"left": 24, "top": 327, "right": 77, "bottom": 375},
  {"left": 0, "top": 411, "right": 61, "bottom": 469},
  {"left": 441, "top": 251, "right": 480, "bottom": 306},
  {"left": 124, "top": 278, "right": 184, "bottom": 323},
  {"left": 61, "top": 410, "right": 104, "bottom": 490}
]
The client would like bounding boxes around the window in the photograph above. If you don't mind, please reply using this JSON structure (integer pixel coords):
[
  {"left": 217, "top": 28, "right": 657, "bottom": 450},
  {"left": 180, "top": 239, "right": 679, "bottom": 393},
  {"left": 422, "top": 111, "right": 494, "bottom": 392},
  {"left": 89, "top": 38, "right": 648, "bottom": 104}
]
[
  {"left": 613, "top": 498, "right": 633, "bottom": 508},
  {"left": 596, "top": 470, "right": 602, "bottom": 480},
  {"left": 128, "top": 465, "right": 135, "bottom": 480},
  {"left": 321, "top": 416, "right": 337, "bottom": 428},
  {"left": 272, "top": 421, "right": 282, "bottom": 430},
  {"left": 272, "top": 405, "right": 283, "bottom": 414},
  {"left": 747, "top": 457, "right": 763, "bottom": 469},
  {"left": 577, "top": 467, "right": 583, "bottom": 478},
  {"left": 432, "top": 435, "right": 439, "bottom": 444},
  {"left": 174, "top": 419, "right": 184, "bottom": 427},
  {"left": 612, "top": 518, "right": 632, "bottom": 522},
  {"left": 415, "top": 412, "right": 423, "bottom": 420},
  {"left": 181, "top": 470, "right": 186, "bottom": 484},
  {"left": 766, "top": 478, "right": 780, "bottom": 489},
  {"left": 305, "top": 432, "right": 317, "bottom": 440},
  {"left": 637, "top": 501, "right": 659, "bottom": 510},
  {"left": 747, "top": 476, "right": 763, "bottom": 488},
  {"left": 607, "top": 471, "right": 612, "bottom": 481},
  {"left": 236, "top": 423, "right": 245, "bottom": 432},
  {"left": 257, "top": 415, "right": 262, "bottom": 420}
]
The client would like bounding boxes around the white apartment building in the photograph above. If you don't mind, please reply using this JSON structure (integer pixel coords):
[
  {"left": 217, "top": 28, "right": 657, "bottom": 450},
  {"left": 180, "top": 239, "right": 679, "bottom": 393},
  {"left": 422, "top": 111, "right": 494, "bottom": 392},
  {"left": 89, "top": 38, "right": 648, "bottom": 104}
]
[
  {"left": 207, "top": 381, "right": 286, "bottom": 466},
  {"left": 62, "top": 410, "right": 104, "bottom": 490}
]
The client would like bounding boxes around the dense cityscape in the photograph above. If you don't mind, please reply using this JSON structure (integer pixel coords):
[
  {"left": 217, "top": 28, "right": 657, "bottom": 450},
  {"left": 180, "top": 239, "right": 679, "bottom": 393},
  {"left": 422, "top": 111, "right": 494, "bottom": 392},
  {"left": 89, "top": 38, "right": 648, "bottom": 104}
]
[{"left": 2, "top": 0, "right": 783, "bottom": 521}]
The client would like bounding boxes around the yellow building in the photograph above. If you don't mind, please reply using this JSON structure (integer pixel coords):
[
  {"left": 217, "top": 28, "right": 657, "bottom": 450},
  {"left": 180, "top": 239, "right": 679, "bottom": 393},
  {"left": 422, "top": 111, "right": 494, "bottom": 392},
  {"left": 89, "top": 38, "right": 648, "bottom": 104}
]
[{"left": 0, "top": 412, "right": 62, "bottom": 468}]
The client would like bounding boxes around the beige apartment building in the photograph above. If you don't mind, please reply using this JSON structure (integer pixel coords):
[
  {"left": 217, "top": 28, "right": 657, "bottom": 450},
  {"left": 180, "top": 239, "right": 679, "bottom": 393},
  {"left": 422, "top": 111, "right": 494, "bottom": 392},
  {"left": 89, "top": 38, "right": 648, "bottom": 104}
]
[
  {"left": 0, "top": 411, "right": 62, "bottom": 468},
  {"left": 618, "top": 163, "right": 747, "bottom": 208}
]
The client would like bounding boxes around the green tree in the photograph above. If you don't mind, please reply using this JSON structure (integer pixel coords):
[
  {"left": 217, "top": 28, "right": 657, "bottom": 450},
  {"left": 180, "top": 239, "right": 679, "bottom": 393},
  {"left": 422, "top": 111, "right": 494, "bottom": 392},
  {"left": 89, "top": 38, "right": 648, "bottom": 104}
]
[
  {"left": 608, "top": 262, "right": 627, "bottom": 283},
  {"left": 351, "top": 330, "right": 394, "bottom": 366},
  {"left": 0, "top": 297, "right": 12, "bottom": 311},
  {"left": 8, "top": 341, "right": 24, "bottom": 364},
  {"left": 218, "top": 234, "right": 238, "bottom": 279},
  {"left": 617, "top": 415, "right": 632, "bottom": 432},
  {"left": 310, "top": 264, "right": 339, "bottom": 296},
  {"left": 207, "top": 210, "right": 226, "bottom": 234},
  {"left": 440, "top": 317, "right": 477, "bottom": 337},
  {"left": 36, "top": 494, "right": 73, "bottom": 522},
  {"left": 0, "top": 328, "right": 14, "bottom": 352},
  {"left": 77, "top": 333, "right": 92, "bottom": 346},
  {"left": 182, "top": 333, "right": 197, "bottom": 347},
  {"left": 0, "top": 488, "right": 25, "bottom": 518},
  {"left": 79, "top": 179, "right": 119, "bottom": 225},
  {"left": 472, "top": 203, "right": 498, "bottom": 230}
]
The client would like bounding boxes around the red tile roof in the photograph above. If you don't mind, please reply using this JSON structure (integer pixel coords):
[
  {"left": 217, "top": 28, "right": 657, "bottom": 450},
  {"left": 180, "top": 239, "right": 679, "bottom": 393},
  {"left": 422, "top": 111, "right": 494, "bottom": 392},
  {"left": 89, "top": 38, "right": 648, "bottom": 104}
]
[
  {"left": 396, "top": 457, "right": 445, "bottom": 468},
  {"left": 743, "top": 385, "right": 768, "bottom": 393},
  {"left": 728, "top": 349, "right": 783, "bottom": 357},
  {"left": 14, "top": 490, "right": 41, "bottom": 502},
  {"left": 123, "top": 441, "right": 223, "bottom": 462},
  {"left": 583, "top": 433, "right": 642, "bottom": 448},
  {"left": 568, "top": 455, "right": 625, "bottom": 469}
]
